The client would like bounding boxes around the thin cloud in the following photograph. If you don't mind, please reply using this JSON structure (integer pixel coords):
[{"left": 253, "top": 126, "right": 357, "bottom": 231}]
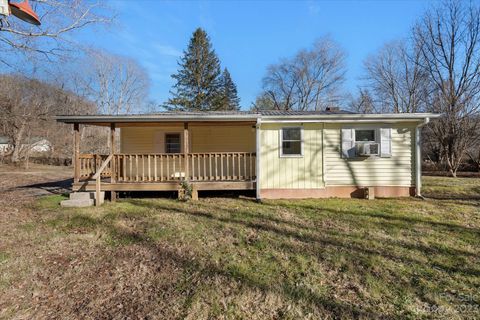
[{"left": 152, "top": 44, "right": 182, "bottom": 57}]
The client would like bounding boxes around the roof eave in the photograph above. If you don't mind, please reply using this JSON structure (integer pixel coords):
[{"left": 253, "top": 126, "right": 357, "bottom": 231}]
[
  {"left": 55, "top": 113, "right": 442, "bottom": 124},
  {"left": 260, "top": 113, "right": 442, "bottom": 122},
  {"left": 55, "top": 114, "right": 262, "bottom": 124}
]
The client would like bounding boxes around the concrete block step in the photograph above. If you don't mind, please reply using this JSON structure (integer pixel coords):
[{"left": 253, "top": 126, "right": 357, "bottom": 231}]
[
  {"left": 69, "top": 192, "right": 105, "bottom": 205},
  {"left": 70, "top": 192, "right": 105, "bottom": 202},
  {"left": 61, "top": 199, "right": 94, "bottom": 208}
]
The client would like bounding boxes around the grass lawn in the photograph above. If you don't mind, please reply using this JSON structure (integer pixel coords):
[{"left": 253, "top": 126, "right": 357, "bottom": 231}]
[{"left": 1, "top": 176, "right": 479, "bottom": 319}]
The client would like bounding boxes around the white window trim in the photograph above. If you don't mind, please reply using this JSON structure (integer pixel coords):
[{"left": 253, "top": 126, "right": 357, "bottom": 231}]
[
  {"left": 353, "top": 128, "right": 379, "bottom": 158},
  {"left": 165, "top": 132, "right": 182, "bottom": 154},
  {"left": 342, "top": 126, "right": 393, "bottom": 159},
  {"left": 279, "top": 126, "right": 304, "bottom": 158}
]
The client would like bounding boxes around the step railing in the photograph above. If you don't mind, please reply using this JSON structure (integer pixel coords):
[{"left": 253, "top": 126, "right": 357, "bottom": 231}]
[
  {"left": 91, "top": 154, "right": 113, "bottom": 206},
  {"left": 79, "top": 154, "right": 112, "bottom": 179}
]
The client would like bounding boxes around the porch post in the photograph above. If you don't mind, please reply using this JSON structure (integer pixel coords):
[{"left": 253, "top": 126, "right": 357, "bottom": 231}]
[
  {"left": 184, "top": 122, "right": 197, "bottom": 200},
  {"left": 110, "top": 123, "right": 117, "bottom": 202},
  {"left": 183, "top": 122, "right": 189, "bottom": 179},
  {"left": 73, "top": 123, "right": 80, "bottom": 184}
]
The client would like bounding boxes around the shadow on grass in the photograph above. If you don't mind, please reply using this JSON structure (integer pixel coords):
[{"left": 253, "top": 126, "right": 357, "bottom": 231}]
[
  {"left": 267, "top": 201, "right": 480, "bottom": 237},
  {"left": 127, "top": 199, "right": 480, "bottom": 278},
  {"left": 44, "top": 203, "right": 383, "bottom": 318},
  {"left": 42, "top": 197, "right": 480, "bottom": 317},
  {"left": 17, "top": 178, "right": 72, "bottom": 196}
]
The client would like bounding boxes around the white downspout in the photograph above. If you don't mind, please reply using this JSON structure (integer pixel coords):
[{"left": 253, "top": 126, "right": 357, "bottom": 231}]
[
  {"left": 255, "top": 118, "right": 262, "bottom": 201},
  {"left": 415, "top": 117, "right": 430, "bottom": 197},
  {"left": 321, "top": 122, "right": 326, "bottom": 187}
]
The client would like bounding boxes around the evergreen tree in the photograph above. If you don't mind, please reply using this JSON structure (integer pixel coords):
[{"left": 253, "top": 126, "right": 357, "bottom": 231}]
[
  {"left": 167, "top": 28, "right": 222, "bottom": 111},
  {"left": 216, "top": 68, "right": 241, "bottom": 110}
]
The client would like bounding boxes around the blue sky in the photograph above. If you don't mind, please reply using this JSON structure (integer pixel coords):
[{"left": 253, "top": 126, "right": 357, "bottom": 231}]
[{"left": 77, "top": 0, "right": 430, "bottom": 109}]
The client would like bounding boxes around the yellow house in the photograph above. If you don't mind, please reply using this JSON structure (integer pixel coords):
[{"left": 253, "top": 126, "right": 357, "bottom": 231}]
[{"left": 56, "top": 110, "right": 439, "bottom": 202}]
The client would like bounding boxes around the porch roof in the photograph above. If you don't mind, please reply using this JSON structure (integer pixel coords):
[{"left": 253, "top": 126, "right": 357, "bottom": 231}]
[{"left": 56, "top": 110, "right": 441, "bottom": 125}]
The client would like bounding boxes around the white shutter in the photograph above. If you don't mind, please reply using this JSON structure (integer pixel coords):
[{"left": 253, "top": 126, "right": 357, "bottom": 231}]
[
  {"left": 380, "top": 128, "right": 392, "bottom": 157},
  {"left": 341, "top": 128, "right": 355, "bottom": 158}
]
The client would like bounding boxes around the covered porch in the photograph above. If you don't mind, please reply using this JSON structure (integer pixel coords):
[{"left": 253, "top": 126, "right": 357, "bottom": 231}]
[{"left": 60, "top": 114, "right": 260, "bottom": 203}]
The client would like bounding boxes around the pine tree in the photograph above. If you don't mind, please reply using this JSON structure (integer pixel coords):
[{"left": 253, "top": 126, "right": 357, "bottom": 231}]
[
  {"left": 167, "top": 28, "right": 222, "bottom": 111},
  {"left": 216, "top": 68, "right": 241, "bottom": 110}
]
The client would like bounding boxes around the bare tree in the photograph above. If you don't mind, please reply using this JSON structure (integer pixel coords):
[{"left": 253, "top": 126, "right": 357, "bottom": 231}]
[
  {"left": 347, "top": 88, "right": 376, "bottom": 114},
  {"left": 256, "top": 37, "right": 346, "bottom": 111},
  {"left": 364, "top": 40, "right": 428, "bottom": 113},
  {"left": 76, "top": 49, "right": 151, "bottom": 115},
  {"left": 414, "top": 0, "right": 480, "bottom": 177},
  {"left": 0, "top": 74, "right": 95, "bottom": 162},
  {"left": 0, "top": 0, "right": 112, "bottom": 68}
]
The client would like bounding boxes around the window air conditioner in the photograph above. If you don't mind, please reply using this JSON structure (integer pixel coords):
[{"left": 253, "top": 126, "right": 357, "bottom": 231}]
[{"left": 356, "top": 143, "right": 379, "bottom": 156}]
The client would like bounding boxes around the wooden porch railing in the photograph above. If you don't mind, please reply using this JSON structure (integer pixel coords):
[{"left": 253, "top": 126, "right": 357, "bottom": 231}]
[
  {"left": 89, "top": 152, "right": 257, "bottom": 183},
  {"left": 79, "top": 154, "right": 112, "bottom": 179}
]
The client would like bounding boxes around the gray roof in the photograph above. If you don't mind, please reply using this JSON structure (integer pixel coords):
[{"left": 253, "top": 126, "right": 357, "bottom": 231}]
[
  {"left": 258, "top": 109, "right": 355, "bottom": 116},
  {"left": 56, "top": 110, "right": 441, "bottom": 124},
  {"left": 0, "top": 136, "right": 9, "bottom": 144}
]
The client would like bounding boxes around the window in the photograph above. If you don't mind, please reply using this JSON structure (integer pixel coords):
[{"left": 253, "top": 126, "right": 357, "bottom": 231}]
[
  {"left": 342, "top": 127, "right": 392, "bottom": 159},
  {"left": 165, "top": 133, "right": 181, "bottom": 153},
  {"left": 281, "top": 127, "right": 302, "bottom": 156},
  {"left": 355, "top": 129, "right": 376, "bottom": 142}
]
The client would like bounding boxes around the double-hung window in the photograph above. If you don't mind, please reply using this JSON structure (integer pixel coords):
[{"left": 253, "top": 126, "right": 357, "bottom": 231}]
[
  {"left": 281, "top": 127, "right": 302, "bottom": 156},
  {"left": 165, "top": 133, "right": 181, "bottom": 153}
]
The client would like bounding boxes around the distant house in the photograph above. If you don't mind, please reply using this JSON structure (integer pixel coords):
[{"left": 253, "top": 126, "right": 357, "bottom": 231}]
[
  {"left": 26, "top": 137, "right": 51, "bottom": 153},
  {"left": 57, "top": 109, "right": 440, "bottom": 200},
  {"left": 0, "top": 136, "right": 11, "bottom": 154},
  {"left": 0, "top": 136, "right": 51, "bottom": 155}
]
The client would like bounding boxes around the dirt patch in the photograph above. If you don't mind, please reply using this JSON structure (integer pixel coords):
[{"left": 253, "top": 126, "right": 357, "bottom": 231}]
[{"left": 0, "top": 164, "right": 72, "bottom": 206}]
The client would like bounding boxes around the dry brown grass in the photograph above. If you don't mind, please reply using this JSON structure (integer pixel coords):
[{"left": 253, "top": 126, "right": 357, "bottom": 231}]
[{"left": 0, "top": 165, "right": 479, "bottom": 319}]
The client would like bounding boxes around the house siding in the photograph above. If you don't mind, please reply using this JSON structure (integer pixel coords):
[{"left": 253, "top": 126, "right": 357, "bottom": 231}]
[
  {"left": 259, "top": 123, "right": 324, "bottom": 189},
  {"left": 190, "top": 125, "right": 255, "bottom": 152},
  {"left": 120, "top": 126, "right": 184, "bottom": 153},
  {"left": 120, "top": 121, "right": 416, "bottom": 193},
  {"left": 120, "top": 125, "right": 255, "bottom": 153},
  {"left": 323, "top": 122, "right": 415, "bottom": 187}
]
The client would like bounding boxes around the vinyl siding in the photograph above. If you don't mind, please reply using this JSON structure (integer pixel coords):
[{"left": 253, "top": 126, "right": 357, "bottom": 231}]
[
  {"left": 120, "top": 125, "right": 255, "bottom": 153},
  {"left": 259, "top": 123, "right": 323, "bottom": 189},
  {"left": 190, "top": 125, "right": 255, "bottom": 152},
  {"left": 119, "top": 125, "right": 256, "bottom": 180},
  {"left": 324, "top": 122, "right": 415, "bottom": 186},
  {"left": 121, "top": 126, "right": 184, "bottom": 153}
]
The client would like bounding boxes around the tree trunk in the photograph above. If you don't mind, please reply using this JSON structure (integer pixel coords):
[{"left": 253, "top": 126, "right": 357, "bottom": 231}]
[
  {"left": 449, "top": 168, "right": 457, "bottom": 178},
  {"left": 11, "top": 122, "right": 26, "bottom": 163}
]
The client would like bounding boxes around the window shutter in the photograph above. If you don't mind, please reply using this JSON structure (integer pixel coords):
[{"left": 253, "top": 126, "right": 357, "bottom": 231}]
[
  {"left": 341, "top": 128, "right": 355, "bottom": 158},
  {"left": 380, "top": 128, "right": 392, "bottom": 157}
]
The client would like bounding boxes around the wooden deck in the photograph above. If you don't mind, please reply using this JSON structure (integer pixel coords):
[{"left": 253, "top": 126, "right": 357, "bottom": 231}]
[
  {"left": 75, "top": 152, "right": 257, "bottom": 193},
  {"left": 73, "top": 181, "right": 255, "bottom": 192}
]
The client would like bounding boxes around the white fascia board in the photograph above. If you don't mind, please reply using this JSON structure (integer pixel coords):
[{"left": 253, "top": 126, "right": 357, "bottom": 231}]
[
  {"left": 56, "top": 114, "right": 261, "bottom": 123},
  {"left": 260, "top": 113, "right": 441, "bottom": 122}
]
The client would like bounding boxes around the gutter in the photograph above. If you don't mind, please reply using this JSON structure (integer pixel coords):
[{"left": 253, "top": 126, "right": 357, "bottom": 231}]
[
  {"left": 415, "top": 117, "right": 430, "bottom": 198},
  {"left": 56, "top": 113, "right": 441, "bottom": 124},
  {"left": 260, "top": 113, "right": 441, "bottom": 122}
]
